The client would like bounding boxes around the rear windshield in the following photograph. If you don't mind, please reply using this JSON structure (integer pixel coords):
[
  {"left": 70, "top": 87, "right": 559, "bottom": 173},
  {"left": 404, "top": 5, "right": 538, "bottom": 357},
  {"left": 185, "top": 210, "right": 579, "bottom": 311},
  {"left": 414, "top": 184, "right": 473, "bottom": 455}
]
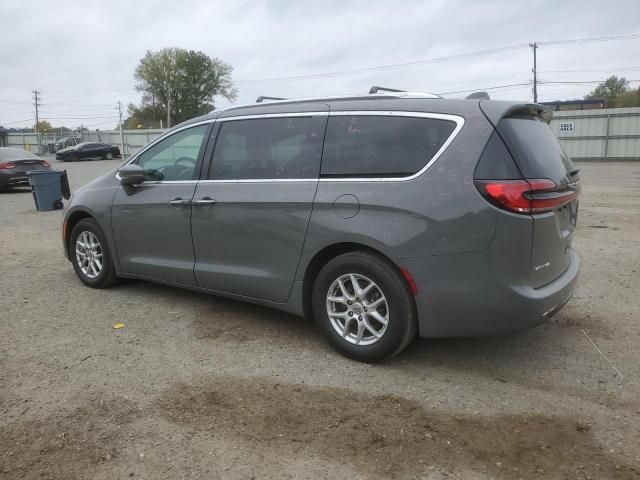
[{"left": 497, "top": 114, "right": 576, "bottom": 183}]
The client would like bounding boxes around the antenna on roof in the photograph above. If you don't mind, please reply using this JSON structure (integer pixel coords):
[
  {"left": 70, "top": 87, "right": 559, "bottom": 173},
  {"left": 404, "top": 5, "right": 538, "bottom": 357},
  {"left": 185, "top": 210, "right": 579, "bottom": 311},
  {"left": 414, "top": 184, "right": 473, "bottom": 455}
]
[
  {"left": 465, "top": 91, "right": 491, "bottom": 100},
  {"left": 369, "top": 86, "right": 406, "bottom": 94},
  {"left": 256, "top": 96, "right": 287, "bottom": 103}
]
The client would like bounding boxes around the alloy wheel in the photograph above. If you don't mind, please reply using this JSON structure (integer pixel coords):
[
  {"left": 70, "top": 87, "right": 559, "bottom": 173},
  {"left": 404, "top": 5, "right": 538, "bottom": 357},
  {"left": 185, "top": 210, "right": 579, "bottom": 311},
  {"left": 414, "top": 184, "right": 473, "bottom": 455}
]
[
  {"left": 75, "top": 231, "right": 103, "bottom": 279},
  {"left": 326, "top": 273, "right": 389, "bottom": 345}
]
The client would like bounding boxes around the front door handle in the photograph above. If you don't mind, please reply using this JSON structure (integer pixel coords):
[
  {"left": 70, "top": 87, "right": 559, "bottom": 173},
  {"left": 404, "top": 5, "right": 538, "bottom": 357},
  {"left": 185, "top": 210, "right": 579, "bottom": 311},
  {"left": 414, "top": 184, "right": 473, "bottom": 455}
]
[
  {"left": 168, "top": 198, "right": 191, "bottom": 207},
  {"left": 192, "top": 197, "right": 217, "bottom": 207}
]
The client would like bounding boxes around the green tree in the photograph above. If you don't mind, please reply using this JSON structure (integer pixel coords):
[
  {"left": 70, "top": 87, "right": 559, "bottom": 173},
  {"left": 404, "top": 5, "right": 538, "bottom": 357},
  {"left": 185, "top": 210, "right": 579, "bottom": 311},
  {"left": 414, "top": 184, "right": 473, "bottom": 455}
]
[
  {"left": 35, "top": 120, "right": 52, "bottom": 132},
  {"left": 131, "top": 48, "right": 237, "bottom": 127},
  {"left": 614, "top": 86, "right": 640, "bottom": 107},
  {"left": 124, "top": 103, "right": 165, "bottom": 129},
  {"left": 585, "top": 76, "right": 630, "bottom": 106}
]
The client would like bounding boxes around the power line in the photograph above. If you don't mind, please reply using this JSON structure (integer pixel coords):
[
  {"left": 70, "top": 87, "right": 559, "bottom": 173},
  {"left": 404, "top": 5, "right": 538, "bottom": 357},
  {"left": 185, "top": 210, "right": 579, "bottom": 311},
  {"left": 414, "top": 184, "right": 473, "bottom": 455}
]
[
  {"left": 39, "top": 110, "right": 120, "bottom": 118},
  {"left": 437, "top": 82, "right": 532, "bottom": 95},
  {"left": 539, "top": 32, "right": 640, "bottom": 46},
  {"left": 236, "top": 44, "right": 530, "bottom": 84},
  {"left": 83, "top": 119, "right": 120, "bottom": 128},
  {"left": 541, "top": 79, "right": 640, "bottom": 85},
  {"left": 1, "top": 118, "right": 36, "bottom": 126},
  {"left": 235, "top": 32, "right": 640, "bottom": 85},
  {"left": 539, "top": 66, "right": 640, "bottom": 74}
]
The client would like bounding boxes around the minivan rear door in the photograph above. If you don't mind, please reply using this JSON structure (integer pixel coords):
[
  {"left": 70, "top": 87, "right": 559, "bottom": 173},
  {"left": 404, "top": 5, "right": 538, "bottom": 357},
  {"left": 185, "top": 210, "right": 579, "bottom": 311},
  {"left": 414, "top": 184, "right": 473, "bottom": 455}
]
[
  {"left": 496, "top": 113, "right": 580, "bottom": 288},
  {"left": 191, "top": 109, "right": 328, "bottom": 303}
]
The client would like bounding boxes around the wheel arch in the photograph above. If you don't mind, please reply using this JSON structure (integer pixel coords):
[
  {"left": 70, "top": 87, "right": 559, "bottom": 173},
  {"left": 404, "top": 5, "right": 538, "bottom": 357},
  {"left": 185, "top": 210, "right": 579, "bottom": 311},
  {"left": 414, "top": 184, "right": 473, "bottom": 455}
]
[
  {"left": 301, "top": 242, "right": 403, "bottom": 321},
  {"left": 63, "top": 210, "right": 95, "bottom": 260}
]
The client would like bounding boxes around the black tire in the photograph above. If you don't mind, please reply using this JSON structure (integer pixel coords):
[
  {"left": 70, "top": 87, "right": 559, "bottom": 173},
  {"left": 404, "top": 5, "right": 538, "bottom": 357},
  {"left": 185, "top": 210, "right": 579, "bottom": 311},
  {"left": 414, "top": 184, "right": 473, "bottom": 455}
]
[
  {"left": 69, "top": 218, "right": 118, "bottom": 288},
  {"left": 312, "top": 251, "right": 417, "bottom": 362},
  {"left": 105, "top": 152, "right": 113, "bottom": 160}
]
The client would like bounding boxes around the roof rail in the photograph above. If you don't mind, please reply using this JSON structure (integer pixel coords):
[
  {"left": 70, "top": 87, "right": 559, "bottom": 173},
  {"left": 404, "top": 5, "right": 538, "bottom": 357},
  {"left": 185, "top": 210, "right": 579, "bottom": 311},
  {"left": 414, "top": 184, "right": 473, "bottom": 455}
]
[
  {"left": 256, "top": 96, "right": 288, "bottom": 103},
  {"left": 465, "top": 92, "right": 491, "bottom": 100},
  {"left": 369, "top": 85, "right": 442, "bottom": 99},
  {"left": 369, "top": 86, "right": 405, "bottom": 94}
]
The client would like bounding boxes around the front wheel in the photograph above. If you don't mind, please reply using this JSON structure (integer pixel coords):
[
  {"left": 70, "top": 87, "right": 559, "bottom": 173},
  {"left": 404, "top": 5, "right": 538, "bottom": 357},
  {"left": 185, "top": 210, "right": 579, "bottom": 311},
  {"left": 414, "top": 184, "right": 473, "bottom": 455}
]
[
  {"left": 312, "top": 251, "right": 417, "bottom": 362},
  {"left": 69, "top": 218, "right": 118, "bottom": 288},
  {"left": 105, "top": 152, "right": 113, "bottom": 160}
]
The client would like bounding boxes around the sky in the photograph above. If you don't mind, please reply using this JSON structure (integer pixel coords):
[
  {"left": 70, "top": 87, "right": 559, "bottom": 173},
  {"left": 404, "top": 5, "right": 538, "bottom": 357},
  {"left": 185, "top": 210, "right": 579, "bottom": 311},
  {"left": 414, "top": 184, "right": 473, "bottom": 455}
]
[{"left": 1, "top": 0, "right": 639, "bottom": 130}]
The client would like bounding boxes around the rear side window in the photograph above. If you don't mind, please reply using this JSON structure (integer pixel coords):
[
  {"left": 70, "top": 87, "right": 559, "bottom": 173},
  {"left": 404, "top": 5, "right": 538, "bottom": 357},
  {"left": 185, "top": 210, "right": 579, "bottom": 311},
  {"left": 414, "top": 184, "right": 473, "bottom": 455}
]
[
  {"left": 321, "top": 115, "right": 456, "bottom": 177},
  {"left": 209, "top": 116, "right": 326, "bottom": 180},
  {"left": 497, "top": 114, "right": 576, "bottom": 183},
  {"left": 474, "top": 131, "right": 521, "bottom": 180}
]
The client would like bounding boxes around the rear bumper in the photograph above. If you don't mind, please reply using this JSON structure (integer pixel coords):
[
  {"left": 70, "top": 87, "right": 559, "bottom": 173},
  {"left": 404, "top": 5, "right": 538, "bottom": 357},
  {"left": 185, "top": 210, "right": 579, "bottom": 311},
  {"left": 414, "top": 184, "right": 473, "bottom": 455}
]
[
  {"left": 0, "top": 172, "right": 30, "bottom": 187},
  {"left": 398, "top": 249, "right": 580, "bottom": 338}
]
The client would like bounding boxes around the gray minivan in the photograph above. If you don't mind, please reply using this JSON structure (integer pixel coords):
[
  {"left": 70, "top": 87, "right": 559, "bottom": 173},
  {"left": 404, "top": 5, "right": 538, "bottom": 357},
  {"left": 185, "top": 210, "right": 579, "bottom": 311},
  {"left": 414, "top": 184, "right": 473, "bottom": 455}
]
[{"left": 62, "top": 91, "right": 580, "bottom": 362}]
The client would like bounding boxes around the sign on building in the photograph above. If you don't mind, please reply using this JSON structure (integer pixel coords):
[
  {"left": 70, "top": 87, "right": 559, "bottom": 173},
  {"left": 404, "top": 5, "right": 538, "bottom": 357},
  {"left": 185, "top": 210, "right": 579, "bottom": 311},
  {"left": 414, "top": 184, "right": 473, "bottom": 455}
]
[{"left": 558, "top": 121, "right": 575, "bottom": 136}]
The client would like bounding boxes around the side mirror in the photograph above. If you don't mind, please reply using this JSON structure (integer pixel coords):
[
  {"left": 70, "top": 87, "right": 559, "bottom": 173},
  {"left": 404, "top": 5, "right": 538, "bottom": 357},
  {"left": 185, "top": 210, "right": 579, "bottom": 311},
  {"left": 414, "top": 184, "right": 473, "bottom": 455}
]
[{"left": 118, "top": 164, "right": 145, "bottom": 185}]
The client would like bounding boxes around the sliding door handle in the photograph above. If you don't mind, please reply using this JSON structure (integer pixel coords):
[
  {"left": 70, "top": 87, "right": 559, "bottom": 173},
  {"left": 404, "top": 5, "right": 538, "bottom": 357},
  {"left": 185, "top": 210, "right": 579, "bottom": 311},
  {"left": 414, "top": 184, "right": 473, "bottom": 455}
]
[
  {"left": 168, "top": 198, "right": 191, "bottom": 207},
  {"left": 192, "top": 197, "right": 217, "bottom": 207}
]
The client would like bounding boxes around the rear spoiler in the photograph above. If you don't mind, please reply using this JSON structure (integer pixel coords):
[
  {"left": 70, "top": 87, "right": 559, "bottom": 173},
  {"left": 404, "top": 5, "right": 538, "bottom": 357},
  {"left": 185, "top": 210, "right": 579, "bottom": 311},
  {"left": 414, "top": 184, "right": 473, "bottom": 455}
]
[{"left": 480, "top": 101, "right": 554, "bottom": 126}]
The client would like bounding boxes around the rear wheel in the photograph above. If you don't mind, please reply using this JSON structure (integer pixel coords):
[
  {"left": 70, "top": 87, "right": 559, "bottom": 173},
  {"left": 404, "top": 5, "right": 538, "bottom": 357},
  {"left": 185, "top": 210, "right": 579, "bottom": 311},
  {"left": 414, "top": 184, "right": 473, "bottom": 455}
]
[
  {"left": 312, "top": 251, "right": 417, "bottom": 362},
  {"left": 69, "top": 218, "right": 118, "bottom": 288},
  {"left": 105, "top": 152, "right": 113, "bottom": 160}
]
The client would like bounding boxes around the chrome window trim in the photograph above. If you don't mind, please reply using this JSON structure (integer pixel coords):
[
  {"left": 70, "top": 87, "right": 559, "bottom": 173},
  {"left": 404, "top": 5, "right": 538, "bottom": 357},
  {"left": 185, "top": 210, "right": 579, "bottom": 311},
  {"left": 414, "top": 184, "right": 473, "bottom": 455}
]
[
  {"left": 115, "top": 119, "right": 216, "bottom": 184},
  {"left": 318, "top": 110, "right": 464, "bottom": 183},
  {"left": 115, "top": 111, "right": 465, "bottom": 185},
  {"left": 198, "top": 178, "right": 317, "bottom": 184}
]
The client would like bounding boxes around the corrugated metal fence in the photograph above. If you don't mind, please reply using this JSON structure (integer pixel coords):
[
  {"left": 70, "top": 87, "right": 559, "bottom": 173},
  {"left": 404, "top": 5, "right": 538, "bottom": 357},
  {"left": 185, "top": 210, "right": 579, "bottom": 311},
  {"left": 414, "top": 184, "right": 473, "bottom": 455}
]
[
  {"left": 5, "top": 106, "right": 640, "bottom": 161},
  {"left": 549, "top": 107, "right": 640, "bottom": 161},
  {"left": 5, "top": 129, "right": 165, "bottom": 157}
]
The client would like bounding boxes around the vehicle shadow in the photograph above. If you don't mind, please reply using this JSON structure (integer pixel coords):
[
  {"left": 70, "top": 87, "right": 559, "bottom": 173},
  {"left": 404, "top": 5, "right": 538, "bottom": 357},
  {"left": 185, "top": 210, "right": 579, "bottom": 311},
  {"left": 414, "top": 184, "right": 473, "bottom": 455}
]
[
  {"left": 107, "top": 278, "right": 622, "bottom": 406},
  {"left": 113, "top": 279, "right": 319, "bottom": 346},
  {"left": 1, "top": 187, "right": 31, "bottom": 194}
]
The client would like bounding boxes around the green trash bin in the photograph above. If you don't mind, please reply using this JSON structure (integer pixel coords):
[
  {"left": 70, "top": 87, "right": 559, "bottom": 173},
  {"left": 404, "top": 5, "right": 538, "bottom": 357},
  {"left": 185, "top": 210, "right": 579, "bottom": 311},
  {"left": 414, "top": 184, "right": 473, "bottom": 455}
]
[{"left": 27, "top": 170, "right": 69, "bottom": 211}]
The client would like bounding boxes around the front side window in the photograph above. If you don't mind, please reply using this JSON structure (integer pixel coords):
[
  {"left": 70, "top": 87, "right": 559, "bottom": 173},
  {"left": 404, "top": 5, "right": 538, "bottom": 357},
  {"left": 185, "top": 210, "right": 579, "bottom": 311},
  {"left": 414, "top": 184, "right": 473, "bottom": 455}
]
[
  {"left": 137, "top": 124, "right": 208, "bottom": 181},
  {"left": 209, "top": 116, "right": 325, "bottom": 180},
  {"left": 321, "top": 115, "right": 456, "bottom": 177}
]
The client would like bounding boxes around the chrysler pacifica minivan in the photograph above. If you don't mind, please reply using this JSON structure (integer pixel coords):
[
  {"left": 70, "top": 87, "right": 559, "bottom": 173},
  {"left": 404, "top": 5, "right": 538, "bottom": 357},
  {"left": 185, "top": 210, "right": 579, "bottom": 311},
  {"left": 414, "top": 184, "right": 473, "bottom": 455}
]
[{"left": 62, "top": 90, "right": 580, "bottom": 362}]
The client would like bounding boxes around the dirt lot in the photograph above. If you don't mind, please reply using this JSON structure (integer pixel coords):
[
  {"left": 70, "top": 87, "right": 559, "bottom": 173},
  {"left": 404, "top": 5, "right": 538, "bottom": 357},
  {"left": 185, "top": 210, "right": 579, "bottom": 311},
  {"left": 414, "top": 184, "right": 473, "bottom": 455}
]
[{"left": 1, "top": 159, "right": 639, "bottom": 479}]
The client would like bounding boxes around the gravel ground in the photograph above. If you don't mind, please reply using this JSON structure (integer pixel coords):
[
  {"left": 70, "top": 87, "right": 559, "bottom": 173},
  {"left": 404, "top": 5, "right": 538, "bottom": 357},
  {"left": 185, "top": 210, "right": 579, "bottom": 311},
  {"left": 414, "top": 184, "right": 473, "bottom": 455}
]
[{"left": 1, "top": 159, "right": 639, "bottom": 479}]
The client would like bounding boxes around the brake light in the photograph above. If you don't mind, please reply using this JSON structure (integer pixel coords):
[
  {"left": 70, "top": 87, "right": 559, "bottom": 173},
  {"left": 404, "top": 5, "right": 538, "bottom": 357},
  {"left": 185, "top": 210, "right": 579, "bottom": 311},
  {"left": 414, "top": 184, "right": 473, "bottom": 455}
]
[
  {"left": 41, "top": 160, "right": 50, "bottom": 167},
  {"left": 475, "top": 179, "right": 579, "bottom": 214},
  {"left": 0, "top": 162, "right": 16, "bottom": 169}
]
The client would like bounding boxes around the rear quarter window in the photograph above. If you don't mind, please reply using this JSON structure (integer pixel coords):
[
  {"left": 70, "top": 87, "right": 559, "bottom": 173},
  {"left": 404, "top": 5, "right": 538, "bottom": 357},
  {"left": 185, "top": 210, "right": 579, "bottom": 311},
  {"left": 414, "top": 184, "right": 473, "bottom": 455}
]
[
  {"left": 321, "top": 115, "right": 456, "bottom": 177},
  {"left": 497, "top": 114, "right": 576, "bottom": 183}
]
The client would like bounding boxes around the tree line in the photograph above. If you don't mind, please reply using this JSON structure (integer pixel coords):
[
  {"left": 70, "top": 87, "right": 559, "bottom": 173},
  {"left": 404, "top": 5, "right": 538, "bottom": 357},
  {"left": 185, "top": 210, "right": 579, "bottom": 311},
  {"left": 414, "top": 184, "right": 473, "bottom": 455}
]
[{"left": 584, "top": 76, "right": 640, "bottom": 108}]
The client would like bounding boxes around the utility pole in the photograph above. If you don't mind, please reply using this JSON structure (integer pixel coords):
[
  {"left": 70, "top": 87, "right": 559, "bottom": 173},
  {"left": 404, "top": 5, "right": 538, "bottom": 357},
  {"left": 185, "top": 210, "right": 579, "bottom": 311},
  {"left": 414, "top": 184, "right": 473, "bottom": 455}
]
[
  {"left": 152, "top": 92, "right": 156, "bottom": 128},
  {"left": 32, "top": 90, "right": 41, "bottom": 131},
  {"left": 117, "top": 101, "right": 125, "bottom": 159},
  {"left": 33, "top": 90, "right": 41, "bottom": 153},
  {"left": 166, "top": 86, "right": 171, "bottom": 129},
  {"left": 529, "top": 42, "right": 538, "bottom": 103}
]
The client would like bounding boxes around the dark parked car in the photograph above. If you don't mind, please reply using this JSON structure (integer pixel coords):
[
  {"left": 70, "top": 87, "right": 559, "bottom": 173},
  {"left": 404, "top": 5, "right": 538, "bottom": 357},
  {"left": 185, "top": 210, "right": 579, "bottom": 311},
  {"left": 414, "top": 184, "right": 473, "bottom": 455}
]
[
  {"left": 0, "top": 147, "right": 51, "bottom": 191},
  {"left": 56, "top": 142, "right": 120, "bottom": 162},
  {"left": 62, "top": 90, "right": 580, "bottom": 362},
  {"left": 53, "top": 136, "right": 81, "bottom": 152}
]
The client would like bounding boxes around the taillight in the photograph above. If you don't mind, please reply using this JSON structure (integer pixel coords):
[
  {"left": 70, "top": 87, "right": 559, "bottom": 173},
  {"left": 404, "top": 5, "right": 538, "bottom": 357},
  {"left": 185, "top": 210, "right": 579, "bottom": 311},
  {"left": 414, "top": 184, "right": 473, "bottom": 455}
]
[
  {"left": 0, "top": 162, "right": 16, "bottom": 169},
  {"left": 475, "top": 178, "right": 579, "bottom": 214},
  {"left": 41, "top": 160, "right": 50, "bottom": 167}
]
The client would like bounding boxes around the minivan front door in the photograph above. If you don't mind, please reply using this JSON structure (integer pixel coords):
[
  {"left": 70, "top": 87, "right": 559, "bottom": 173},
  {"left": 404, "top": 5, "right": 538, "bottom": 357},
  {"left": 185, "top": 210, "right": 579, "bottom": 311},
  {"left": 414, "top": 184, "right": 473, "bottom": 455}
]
[
  {"left": 111, "top": 123, "right": 211, "bottom": 285},
  {"left": 191, "top": 113, "right": 327, "bottom": 302}
]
